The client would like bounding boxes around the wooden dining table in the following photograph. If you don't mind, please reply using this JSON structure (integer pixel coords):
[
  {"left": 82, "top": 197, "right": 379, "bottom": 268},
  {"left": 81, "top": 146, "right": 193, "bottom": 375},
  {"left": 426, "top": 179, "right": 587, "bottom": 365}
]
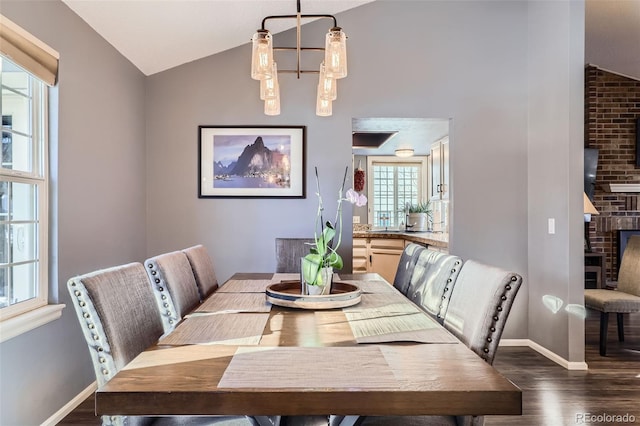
[{"left": 95, "top": 272, "right": 521, "bottom": 420}]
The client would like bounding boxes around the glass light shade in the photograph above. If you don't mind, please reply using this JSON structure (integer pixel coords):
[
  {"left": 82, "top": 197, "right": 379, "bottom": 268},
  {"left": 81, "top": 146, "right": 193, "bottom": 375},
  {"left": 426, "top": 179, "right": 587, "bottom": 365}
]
[
  {"left": 260, "top": 62, "right": 279, "bottom": 100},
  {"left": 317, "top": 62, "right": 337, "bottom": 101},
  {"left": 251, "top": 30, "right": 273, "bottom": 80},
  {"left": 395, "top": 148, "right": 415, "bottom": 158},
  {"left": 265, "top": 92, "right": 280, "bottom": 116},
  {"left": 316, "top": 92, "right": 332, "bottom": 117},
  {"left": 324, "top": 27, "right": 347, "bottom": 79}
]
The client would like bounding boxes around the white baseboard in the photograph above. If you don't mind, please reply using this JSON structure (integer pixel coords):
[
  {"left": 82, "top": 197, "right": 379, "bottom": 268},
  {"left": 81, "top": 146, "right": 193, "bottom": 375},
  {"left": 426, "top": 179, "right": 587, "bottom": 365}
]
[
  {"left": 41, "top": 381, "right": 97, "bottom": 426},
  {"left": 499, "top": 339, "right": 530, "bottom": 347},
  {"left": 500, "top": 339, "right": 589, "bottom": 371}
]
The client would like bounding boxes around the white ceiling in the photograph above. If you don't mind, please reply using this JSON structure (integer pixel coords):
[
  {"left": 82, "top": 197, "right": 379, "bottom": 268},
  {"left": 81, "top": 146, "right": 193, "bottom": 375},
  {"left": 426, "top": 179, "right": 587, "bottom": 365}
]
[
  {"left": 61, "top": 0, "right": 373, "bottom": 76},
  {"left": 59, "top": 0, "right": 639, "bottom": 153},
  {"left": 61, "top": 0, "right": 640, "bottom": 79},
  {"left": 585, "top": 0, "right": 640, "bottom": 80}
]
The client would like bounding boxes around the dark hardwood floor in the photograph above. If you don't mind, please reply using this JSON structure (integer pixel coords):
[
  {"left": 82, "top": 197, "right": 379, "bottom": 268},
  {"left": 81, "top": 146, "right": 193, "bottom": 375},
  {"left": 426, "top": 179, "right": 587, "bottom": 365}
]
[{"left": 58, "top": 308, "right": 640, "bottom": 426}]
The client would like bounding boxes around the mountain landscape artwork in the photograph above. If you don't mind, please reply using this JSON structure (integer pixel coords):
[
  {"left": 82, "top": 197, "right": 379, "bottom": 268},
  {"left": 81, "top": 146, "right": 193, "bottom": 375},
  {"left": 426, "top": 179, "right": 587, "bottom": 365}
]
[
  {"left": 213, "top": 135, "right": 291, "bottom": 189},
  {"left": 198, "top": 126, "right": 305, "bottom": 198}
]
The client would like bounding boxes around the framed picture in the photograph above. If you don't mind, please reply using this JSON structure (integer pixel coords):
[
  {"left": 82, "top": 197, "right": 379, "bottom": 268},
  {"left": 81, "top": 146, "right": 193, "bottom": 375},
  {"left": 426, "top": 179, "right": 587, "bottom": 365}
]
[{"left": 198, "top": 125, "right": 306, "bottom": 198}]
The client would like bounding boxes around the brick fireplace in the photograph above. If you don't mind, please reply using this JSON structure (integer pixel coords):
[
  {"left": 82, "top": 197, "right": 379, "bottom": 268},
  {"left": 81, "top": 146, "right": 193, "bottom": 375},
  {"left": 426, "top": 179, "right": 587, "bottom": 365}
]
[{"left": 585, "top": 65, "right": 640, "bottom": 281}]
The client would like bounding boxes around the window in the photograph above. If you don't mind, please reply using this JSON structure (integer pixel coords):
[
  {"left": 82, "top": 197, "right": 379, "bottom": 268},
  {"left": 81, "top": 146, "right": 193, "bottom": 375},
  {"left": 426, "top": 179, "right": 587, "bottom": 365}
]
[
  {"left": 367, "top": 156, "right": 429, "bottom": 228},
  {"left": 0, "top": 56, "right": 49, "bottom": 321}
]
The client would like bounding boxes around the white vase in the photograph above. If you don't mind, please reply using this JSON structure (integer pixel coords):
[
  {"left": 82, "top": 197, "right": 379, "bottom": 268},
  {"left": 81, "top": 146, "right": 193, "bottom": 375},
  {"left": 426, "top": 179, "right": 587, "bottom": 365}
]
[
  {"left": 306, "top": 284, "right": 325, "bottom": 296},
  {"left": 302, "top": 265, "right": 333, "bottom": 295}
]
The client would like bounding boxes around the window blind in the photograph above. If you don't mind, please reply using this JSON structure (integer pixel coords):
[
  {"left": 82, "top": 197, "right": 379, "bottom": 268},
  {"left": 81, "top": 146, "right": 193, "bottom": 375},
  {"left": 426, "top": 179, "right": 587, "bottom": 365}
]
[{"left": 0, "top": 14, "right": 59, "bottom": 86}]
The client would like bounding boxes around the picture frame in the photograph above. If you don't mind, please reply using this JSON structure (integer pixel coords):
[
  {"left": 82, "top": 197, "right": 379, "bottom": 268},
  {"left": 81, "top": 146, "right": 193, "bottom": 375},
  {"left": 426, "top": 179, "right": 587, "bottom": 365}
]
[{"left": 198, "top": 125, "right": 306, "bottom": 198}]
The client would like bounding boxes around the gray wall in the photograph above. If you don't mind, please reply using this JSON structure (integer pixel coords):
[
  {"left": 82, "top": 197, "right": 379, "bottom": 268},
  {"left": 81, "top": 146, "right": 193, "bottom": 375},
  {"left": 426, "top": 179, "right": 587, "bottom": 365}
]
[
  {"left": 527, "top": 1, "right": 586, "bottom": 361},
  {"left": 0, "top": 0, "right": 586, "bottom": 424},
  {"left": 0, "top": 1, "right": 147, "bottom": 425}
]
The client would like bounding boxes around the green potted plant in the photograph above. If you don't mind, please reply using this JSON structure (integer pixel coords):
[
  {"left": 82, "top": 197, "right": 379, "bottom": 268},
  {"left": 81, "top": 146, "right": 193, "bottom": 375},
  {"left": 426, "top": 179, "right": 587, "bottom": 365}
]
[
  {"left": 302, "top": 167, "right": 367, "bottom": 295},
  {"left": 406, "top": 201, "right": 432, "bottom": 232}
]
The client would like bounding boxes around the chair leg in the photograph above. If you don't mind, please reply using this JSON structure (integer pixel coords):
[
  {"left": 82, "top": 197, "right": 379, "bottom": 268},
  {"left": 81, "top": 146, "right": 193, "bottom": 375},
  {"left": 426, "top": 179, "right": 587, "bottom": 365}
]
[
  {"left": 617, "top": 313, "right": 625, "bottom": 342},
  {"left": 599, "top": 312, "right": 609, "bottom": 356}
]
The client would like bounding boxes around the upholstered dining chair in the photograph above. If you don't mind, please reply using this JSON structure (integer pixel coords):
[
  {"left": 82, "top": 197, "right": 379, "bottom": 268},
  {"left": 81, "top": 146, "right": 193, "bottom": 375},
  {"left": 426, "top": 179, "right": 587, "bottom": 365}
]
[
  {"left": 145, "top": 251, "right": 202, "bottom": 333},
  {"left": 182, "top": 244, "right": 219, "bottom": 300},
  {"left": 338, "top": 259, "right": 523, "bottom": 426},
  {"left": 275, "top": 238, "right": 315, "bottom": 273},
  {"left": 585, "top": 235, "right": 640, "bottom": 356},
  {"left": 405, "top": 248, "right": 463, "bottom": 324},
  {"left": 67, "top": 263, "right": 260, "bottom": 426},
  {"left": 392, "top": 243, "right": 426, "bottom": 295}
]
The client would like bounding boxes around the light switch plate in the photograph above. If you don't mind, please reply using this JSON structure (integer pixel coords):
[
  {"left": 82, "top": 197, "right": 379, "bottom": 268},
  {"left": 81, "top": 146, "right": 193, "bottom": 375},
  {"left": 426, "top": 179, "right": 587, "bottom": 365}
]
[
  {"left": 548, "top": 218, "right": 555, "bottom": 234},
  {"left": 353, "top": 216, "right": 360, "bottom": 224}
]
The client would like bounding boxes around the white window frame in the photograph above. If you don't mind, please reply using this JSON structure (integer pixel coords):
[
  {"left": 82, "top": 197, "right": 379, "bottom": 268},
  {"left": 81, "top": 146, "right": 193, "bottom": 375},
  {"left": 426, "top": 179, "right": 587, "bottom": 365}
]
[
  {"left": 0, "top": 57, "right": 60, "bottom": 342},
  {"left": 367, "top": 156, "right": 429, "bottom": 228}
]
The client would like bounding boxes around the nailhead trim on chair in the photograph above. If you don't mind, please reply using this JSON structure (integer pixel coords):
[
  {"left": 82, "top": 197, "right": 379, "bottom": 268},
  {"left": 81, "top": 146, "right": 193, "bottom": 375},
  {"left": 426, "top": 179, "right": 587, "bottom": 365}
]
[
  {"left": 146, "top": 261, "right": 179, "bottom": 333},
  {"left": 436, "top": 260, "right": 462, "bottom": 320},
  {"left": 68, "top": 278, "right": 123, "bottom": 426},
  {"left": 480, "top": 275, "right": 518, "bottom": 362}
]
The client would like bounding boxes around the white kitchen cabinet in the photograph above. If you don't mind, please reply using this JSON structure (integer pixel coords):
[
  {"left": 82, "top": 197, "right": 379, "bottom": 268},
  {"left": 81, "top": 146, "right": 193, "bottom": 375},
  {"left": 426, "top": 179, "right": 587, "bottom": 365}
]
[{"left": 430, "top": 136, "right": 449, "bottom": 201}]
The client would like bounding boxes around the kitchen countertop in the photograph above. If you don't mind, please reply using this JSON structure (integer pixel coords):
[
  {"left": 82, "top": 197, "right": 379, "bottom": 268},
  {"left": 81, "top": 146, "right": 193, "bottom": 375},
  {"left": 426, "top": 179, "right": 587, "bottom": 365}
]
[{"left": 353, "top": 230, "right": 449, "bottom": 249}]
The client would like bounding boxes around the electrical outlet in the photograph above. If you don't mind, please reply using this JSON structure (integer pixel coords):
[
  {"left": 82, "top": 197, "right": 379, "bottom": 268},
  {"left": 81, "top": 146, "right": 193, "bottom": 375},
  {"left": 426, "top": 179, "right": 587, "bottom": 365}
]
[{"left": 353, "top": 216, "right": 361, "bottom": 224}]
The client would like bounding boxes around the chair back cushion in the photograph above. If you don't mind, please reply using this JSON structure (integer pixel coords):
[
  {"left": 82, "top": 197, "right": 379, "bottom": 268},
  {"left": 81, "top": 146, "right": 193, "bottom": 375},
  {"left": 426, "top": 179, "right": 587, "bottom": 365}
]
[
  {"left": 182, "top": 244, "right": 219, "bottom": 300},
  {"left": 618, "top": 235, "right": 640, "bottom": 296},
  {"left": 443, "top": 259, "right": 523, "bottom": 364},
  {"left": 392, "top": 243, "right": 426, "bottom": 295},
  {"left": 67, "top": 262, "right": 163, "bottom": 387},
  {"left": 276, "top": 238, "right": 315, "bottom": 273},
  {"left": 406, "top": 249, "right": 463, "bottom": 323},
  {"left": 145, "top": 251, "right": 201, "bottom": 332}
]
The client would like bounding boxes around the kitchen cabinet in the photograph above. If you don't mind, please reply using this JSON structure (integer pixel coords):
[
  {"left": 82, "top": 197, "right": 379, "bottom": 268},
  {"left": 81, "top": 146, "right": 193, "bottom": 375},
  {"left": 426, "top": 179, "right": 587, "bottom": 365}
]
[
  {"left": 352, "top": 237, "right": 406, "bottom": 283},
  {"left": 430, "top": 136, "right": 449, "bottom": 201},
  {"left": 369, "top": 238, "right": 405, "bottom": 283},
  {"left": 353, "top": 238, "right": 368, "bottom": 273}
]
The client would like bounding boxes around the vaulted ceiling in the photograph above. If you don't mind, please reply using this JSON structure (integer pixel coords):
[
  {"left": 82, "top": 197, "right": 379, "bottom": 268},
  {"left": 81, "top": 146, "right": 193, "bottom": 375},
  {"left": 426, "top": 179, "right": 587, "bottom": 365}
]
[
  {"left": 61, "top": 0, "right": 640, "bottom": 80},
  {"left": 59, "top": 0, "right": 639, "bottom": 154}
]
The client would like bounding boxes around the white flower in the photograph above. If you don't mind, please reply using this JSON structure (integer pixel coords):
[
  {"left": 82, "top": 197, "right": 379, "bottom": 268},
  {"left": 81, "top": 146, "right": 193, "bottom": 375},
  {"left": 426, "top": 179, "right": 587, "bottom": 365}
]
[{"left": 346, "top": 188, "right": 368, "bottom": 207}]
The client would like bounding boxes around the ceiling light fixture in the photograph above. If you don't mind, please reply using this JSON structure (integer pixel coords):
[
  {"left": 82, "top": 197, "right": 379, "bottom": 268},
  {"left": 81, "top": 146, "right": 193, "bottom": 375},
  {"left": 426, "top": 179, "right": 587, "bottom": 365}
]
[
  {"left": 395, "top": 148, "right": 415, "bottom": 158},
  {"left": 251, "top": 0, "right": 347, "bottom": 116}
]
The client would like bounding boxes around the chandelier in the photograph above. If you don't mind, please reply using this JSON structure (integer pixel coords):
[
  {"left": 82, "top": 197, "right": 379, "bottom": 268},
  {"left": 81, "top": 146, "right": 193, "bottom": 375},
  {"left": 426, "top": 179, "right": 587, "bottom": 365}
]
[{"left": 251, "top": 0, "right": 348, "bottom": 116}]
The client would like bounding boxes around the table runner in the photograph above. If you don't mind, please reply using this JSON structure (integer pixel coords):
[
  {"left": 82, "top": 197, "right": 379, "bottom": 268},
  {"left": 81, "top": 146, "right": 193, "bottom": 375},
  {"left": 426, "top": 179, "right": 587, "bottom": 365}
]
[
  {"left": 345, "top": 310, "right": 458, "bottom": 344},
  {"left": 218, "top": 346, "right": 399, "bottom": 389},
  {"left": 270, "top": 273, "right": 299, "bottom": 283},
  {"left": 339, "top": 279, "right": 397, "bottom": 294},
  {"left": 343, "top": 293, "right": 420, "bottom": 313},
  {"left": 159, "top": 313, "right": 270, "bottom": 345},
  {"left": 217, "top": 279, "right": 273, "bottom": 293},
  {"left": 192, "top": 292, "right": 272, "bottom": 314}
]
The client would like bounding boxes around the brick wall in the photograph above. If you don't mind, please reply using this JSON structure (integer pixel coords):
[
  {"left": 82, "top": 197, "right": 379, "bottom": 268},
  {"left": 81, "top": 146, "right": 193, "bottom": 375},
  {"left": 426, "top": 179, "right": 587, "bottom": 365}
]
[{"left": 584, "top": 65, "right": 640, "bottom": 280}]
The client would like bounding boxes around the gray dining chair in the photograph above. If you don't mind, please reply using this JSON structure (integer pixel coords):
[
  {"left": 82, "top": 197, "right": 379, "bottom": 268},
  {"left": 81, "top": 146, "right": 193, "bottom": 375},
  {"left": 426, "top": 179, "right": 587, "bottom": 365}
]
[
  {"left": 405, "top": 248, "right": 463, "bottom": 324},
  {"left": 585, "top": 234, "right": 640, "bottom": 356},
  {"left": 145, "top": 251, "right": 202, "bottom": 333},
  {"left": 336, "top": 259, "right": 523, "bottom": 426},
  {"left": 275, "top": 238, "right": 315, "bottom": 273},
  {"left": 392, "top": 243, "right": 426, "bottom": 295},
  {"left": 182, "top": 244, "right": 219, "bottom": 300},
  {"left": 67, "top": 262, "right": 259, "bottom": 426}
]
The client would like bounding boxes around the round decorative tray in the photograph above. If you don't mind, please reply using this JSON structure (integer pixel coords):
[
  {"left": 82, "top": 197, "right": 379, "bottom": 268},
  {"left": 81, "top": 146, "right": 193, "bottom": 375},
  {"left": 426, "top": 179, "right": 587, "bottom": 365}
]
[{"left": 266, "top": 281, "right": 361, "bottom": 309}]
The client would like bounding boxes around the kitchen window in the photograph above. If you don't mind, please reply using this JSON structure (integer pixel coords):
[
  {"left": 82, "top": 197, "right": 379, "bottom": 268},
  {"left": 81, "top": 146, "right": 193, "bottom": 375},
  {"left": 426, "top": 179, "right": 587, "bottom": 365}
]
[{"left": 367, "top": 156, "right": 428, "bottom": 228}]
